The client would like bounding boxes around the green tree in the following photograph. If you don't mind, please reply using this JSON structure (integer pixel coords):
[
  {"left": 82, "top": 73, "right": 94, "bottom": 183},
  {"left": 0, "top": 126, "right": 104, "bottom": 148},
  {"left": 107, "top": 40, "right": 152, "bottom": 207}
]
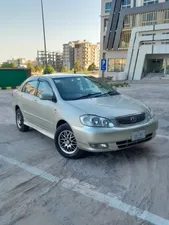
[
  {"left": 27, "top": 62, "right": 35, "bottom": 72},
  {"left": 34, "top": 65, "right": 43, "bottom": 73},
  {"left": 74, "top": 61, "right": 82, "bottom": 72},
  {"left": 1, "top": 62, "right": 17, "bottom": 68},
  {"left": 60, "top": 65, "right": 69, "bottom": 72},
  {"left": 44, "top": 64, "right": 55, "bottom": 74},
  {"left": 88, "top": 63, "right": 97, "bottom": 71},
  {"left": 83, "top": 68, "right": 88, "bottom": 74}
]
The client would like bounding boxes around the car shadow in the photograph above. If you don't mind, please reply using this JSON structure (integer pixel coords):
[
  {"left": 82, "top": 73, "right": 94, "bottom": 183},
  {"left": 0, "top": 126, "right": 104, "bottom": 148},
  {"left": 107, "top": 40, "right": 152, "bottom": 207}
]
[{"left": 85, "top": 144, "right": 153, "bottom": 162}]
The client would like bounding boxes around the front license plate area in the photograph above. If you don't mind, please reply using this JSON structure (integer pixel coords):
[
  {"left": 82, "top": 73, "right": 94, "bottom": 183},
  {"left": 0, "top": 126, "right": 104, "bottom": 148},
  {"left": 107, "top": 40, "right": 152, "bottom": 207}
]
[{"left": 132, "top": 130, "right": 146, "bottom": 141}]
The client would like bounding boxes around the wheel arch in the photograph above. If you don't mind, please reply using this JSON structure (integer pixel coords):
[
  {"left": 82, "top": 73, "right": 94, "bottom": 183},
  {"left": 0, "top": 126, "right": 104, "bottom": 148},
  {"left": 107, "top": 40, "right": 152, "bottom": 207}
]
[
  {"left": 15, "top": 105, "right": 20, "bottom": 112},
  {"left": 56, "top": 120, "right": 69, "bottom": 129}
]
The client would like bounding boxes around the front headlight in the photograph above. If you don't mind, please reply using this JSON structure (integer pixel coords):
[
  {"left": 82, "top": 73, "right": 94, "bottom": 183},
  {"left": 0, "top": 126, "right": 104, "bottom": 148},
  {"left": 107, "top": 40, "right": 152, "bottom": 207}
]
[
  {"left": 80, "top": 115, "right": 114, "bottom": 128},
  {"left": 146, "top": 108, "right": 154, "bottom": 120}
]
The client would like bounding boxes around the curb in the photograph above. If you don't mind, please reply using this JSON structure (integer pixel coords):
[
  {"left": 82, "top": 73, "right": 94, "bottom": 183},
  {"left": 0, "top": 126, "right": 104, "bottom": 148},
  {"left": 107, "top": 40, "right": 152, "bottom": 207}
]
[
  {"left": 111, "top": 83, "right": 129, "bottom": 88},
  {"left": 0, "top": 86, "right": 19, "bottom": 90}
]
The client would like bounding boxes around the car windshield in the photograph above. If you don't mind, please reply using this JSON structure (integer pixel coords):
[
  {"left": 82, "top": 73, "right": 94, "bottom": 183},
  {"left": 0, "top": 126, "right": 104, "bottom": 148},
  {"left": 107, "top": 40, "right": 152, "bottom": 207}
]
[{"left": 53, "top": 76, "right": 119, "bottom": 101}]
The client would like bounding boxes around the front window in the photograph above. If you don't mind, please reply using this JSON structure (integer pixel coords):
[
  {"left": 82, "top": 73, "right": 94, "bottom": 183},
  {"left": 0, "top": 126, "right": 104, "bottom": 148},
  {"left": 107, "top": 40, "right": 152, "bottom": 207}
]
[
  {"left": 105, "top": 2, "right": 112, "bottom": 13},
  {"left": 108, "top": 59, "right": 126, "bottom": 72},
  {"left": 37, "top": 80, "right": 53, "bottom": 98},
  {"left": 53, "top": 76, "right": 119, "bottom": 101}
]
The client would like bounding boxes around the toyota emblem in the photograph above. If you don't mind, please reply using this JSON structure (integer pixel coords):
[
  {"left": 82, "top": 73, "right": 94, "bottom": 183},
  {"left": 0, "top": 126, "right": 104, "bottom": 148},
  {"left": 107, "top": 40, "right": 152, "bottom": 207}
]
[{"left": 130, "top": 116, "right": 137, "bottom": 123}]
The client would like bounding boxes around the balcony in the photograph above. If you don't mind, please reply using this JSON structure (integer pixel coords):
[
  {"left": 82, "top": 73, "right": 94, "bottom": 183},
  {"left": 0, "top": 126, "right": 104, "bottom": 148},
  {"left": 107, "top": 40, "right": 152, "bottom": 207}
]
[
  {"left": 123, "top": 9, "right": 169, "bottom": 31},
  {"left": 119, "top": 9, "right": 169, "bottom": 49}
]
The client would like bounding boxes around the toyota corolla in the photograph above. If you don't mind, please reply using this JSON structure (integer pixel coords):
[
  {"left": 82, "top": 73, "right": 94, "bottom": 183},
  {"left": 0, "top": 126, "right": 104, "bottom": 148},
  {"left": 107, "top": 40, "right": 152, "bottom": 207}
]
[{"left": 12, "top": 74, "right": 158, "bottom": 159}]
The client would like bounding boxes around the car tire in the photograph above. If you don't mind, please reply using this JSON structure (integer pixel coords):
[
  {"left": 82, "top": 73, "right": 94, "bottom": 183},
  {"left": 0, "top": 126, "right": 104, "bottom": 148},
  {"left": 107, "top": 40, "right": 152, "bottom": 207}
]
[
  {"left": 54, "top": 123, "right": 85, "bottom": 159},
  {"left": 16, "top": 108, "right": 29, "bottom": 132}
]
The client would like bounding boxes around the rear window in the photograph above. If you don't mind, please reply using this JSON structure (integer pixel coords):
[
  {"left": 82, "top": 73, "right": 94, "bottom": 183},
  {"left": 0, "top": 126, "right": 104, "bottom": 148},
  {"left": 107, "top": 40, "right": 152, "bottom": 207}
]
[{"left": 22, "top": 80, "right": 38, "bottom": 95}]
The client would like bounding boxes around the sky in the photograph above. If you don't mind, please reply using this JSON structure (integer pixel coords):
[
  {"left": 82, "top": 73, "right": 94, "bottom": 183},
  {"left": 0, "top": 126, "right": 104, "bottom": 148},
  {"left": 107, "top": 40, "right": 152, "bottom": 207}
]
[{"left": 0, "top": 0, "right": 101, "bottom": 62}]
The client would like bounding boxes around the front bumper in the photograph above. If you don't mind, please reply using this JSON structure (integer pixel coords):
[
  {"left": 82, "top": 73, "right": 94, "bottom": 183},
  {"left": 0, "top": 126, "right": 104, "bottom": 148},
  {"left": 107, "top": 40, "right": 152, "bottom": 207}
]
[{"left": 72, "top": 118, "right": 158, "bottom": 152}]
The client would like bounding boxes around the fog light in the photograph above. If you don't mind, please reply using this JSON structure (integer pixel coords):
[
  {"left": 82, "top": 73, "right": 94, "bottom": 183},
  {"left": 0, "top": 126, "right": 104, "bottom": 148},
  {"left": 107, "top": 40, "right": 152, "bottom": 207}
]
[
  {"left": 99, "top": 144, "right": 109, "bottom": 148},
  {"left": 90, "top": 143, "right": 109, "bottom": 149}
]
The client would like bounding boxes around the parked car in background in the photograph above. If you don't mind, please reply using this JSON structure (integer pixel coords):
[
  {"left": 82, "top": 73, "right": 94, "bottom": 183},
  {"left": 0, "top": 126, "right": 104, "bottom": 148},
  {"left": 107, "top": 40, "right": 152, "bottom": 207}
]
[{"left": 12, "top": 74, "right": 158, "bottom": 159}]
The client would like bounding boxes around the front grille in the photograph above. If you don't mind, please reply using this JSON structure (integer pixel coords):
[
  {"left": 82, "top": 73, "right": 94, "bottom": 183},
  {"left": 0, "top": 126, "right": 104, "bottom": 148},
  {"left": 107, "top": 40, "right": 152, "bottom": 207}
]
[
  {"left": 116, "top": 113, "right": 146, "bottom": 125},
  {"left": 117, "top": 133, "right": 153, "bottom": 149}
]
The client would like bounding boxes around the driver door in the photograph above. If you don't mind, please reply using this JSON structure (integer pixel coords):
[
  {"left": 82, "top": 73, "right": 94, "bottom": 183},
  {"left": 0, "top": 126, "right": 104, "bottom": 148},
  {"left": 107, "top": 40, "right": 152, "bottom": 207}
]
[{"left": 33, "top": 79, "right": 56, "bottom": 134}]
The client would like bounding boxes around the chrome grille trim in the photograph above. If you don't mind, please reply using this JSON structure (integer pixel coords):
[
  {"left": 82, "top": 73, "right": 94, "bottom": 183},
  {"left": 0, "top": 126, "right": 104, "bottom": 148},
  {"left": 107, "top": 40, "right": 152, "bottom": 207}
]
[
  {"left": 116, "top": 133, "right": 153, "bottom": 149},
  {"left": 116, "top": 113, "right": 146, "bottom": 125}
]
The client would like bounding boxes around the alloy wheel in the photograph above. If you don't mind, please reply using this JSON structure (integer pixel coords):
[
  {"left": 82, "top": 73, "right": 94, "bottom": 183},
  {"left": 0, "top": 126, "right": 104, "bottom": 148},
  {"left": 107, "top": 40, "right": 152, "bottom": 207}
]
[{"left": 58, "top": 130, "right": 77, "bottom": 154}]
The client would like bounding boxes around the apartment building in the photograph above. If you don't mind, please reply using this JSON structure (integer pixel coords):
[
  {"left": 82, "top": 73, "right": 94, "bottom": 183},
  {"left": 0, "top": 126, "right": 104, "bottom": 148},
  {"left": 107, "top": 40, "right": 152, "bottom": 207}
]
[
  {"left": 63, "top": 40, "right": 100, "bottom": 70},
  {"left": 100, "top": 0, "right": 169, "bottom": 80},
  {"left": 7, "top": 58, "right": 27, "bottom": 68},
  {"left": 74, "top": 40, "right": 100, "bottom": 69},
  {"left": 63, "top": 42, "right": 75, "bottom": 70},
  {"left": 56, "top": 52, "right": 63, "bottom": 71},
  {"left": 37, "top": 50, "right": 63, "bottom": 71},
  {"left": 90, "top": 43, "right": 100, "bottom": 69}
]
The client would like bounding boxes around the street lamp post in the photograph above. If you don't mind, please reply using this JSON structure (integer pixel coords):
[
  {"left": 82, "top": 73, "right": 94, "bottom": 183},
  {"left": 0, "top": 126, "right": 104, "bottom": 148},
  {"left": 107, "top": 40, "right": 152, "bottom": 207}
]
[{"left": 40, "top": 0, "right": 48, "bottom": 73}]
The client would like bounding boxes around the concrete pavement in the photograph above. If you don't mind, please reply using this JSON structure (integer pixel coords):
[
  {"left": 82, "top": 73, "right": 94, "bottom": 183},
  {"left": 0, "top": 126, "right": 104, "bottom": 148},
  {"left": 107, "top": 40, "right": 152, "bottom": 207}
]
[{"left": 0, "top": 84, "right": 169, "bottom": 225}]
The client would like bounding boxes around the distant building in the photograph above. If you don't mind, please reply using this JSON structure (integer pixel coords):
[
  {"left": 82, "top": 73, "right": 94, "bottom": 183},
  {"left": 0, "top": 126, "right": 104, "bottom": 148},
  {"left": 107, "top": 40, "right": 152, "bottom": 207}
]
[
  {"left": 63, "top": 40, "right": 100, "bottom": 70},
  {"left": 91, "top": 42, "right": 100, "bottom": 69},
  {"left": 100, "top": 0, "right": 169, "bottom": 80},
  {"left": 74, "top": 40, "right": 100, "bottom": 69},
  {"left": 56, "top": 52, "right": 63, "bottom": 71},
  {"left": 26, "top": 60, "right": 38, "bottom": 67},
  {"left": 7, "top": 58, "right": 27, "bottom": 68},
  {"left": 63, "top": 42, "right": 75, "bottom": 70},
  {"left": 37, "top": 50, "right": 63, "bottom": 71}
]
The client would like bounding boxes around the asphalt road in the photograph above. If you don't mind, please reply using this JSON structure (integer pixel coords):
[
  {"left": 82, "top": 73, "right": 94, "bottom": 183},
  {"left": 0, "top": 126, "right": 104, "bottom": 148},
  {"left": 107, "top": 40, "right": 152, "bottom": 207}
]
[{"left": 0, "top": 83, "right": 169, "bottom": 225}]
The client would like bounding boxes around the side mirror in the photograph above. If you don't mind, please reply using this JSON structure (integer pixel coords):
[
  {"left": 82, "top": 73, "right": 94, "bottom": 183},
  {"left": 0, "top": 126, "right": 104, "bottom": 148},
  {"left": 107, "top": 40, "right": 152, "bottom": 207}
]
[{"left": 40, "top": 93, "right": 53, "bottom": 101}]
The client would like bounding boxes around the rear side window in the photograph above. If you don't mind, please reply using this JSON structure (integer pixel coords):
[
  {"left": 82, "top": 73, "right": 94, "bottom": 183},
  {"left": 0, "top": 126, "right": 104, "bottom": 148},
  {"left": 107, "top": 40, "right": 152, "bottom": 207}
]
[{"left": 22, "top": 81, "right": 38, "bottom": 95}]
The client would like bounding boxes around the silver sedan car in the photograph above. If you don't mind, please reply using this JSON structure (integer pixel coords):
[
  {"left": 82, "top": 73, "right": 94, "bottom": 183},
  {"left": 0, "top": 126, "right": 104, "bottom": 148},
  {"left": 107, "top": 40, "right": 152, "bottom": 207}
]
[{"left": 12, "top": 74, "right": 158, "bottom": 159}]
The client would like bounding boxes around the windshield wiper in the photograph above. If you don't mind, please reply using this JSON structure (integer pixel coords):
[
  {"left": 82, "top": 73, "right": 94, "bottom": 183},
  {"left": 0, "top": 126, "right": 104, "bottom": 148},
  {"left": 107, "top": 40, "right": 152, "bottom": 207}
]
[
  {"left": 98, "top": 91, "right": 119, "bottom": 97},
  {"left": 74, "top": 92, "right": 102, "bottom": 100}
]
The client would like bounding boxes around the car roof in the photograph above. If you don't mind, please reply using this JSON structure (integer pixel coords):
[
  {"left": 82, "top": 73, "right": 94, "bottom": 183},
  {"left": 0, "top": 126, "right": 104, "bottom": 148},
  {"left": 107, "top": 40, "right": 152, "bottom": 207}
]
[{"left": 41, "top": 74, "right": 86, "bottom": 79}]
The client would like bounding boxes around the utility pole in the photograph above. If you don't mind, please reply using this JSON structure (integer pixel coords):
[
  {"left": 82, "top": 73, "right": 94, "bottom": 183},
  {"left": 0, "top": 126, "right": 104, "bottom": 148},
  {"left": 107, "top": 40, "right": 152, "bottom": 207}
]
[{"left": 40, "top": 0, "right": 48, "bottom": 73}]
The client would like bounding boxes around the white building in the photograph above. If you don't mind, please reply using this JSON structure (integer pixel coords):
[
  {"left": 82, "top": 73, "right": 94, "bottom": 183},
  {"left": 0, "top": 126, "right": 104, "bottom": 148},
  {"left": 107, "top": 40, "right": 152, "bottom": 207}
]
[
  {"left": 100, "top": 0, "right": 169, "bottom": 80},
  {"left": 63, "top": 42, "right": 75, "bottom": 70}
]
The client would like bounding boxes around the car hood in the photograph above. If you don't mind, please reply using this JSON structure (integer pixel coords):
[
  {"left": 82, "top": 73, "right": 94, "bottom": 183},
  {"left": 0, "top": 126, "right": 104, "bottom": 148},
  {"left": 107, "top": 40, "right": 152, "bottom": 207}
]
[{"left": 68, "top": 95, "right": 148, "bottom": 118}]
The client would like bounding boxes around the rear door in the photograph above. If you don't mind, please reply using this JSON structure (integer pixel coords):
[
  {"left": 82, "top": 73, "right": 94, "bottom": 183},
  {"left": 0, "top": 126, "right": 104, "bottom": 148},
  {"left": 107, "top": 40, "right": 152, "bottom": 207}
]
[
  {"left": 33, "top": 79, "right": 56, "bottom": 134},
  {"left": 20, "top": 80, "right": 39, "bottom": 125}
]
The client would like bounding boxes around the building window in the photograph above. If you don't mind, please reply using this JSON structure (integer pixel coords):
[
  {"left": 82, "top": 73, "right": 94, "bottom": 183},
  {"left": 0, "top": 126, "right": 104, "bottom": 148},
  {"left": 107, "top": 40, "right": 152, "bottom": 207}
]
[
  {"left": 108, "top": 59, "right": 126, "bottom": 72},
  {"left": 164, "top": 9, "right": 169, "bottom": 23},
  {"left": 134, "top": 0, "right": 137, "bottom": 7},
  {"left": 104, "top": 18, "right": 109, "bottom": 32},
  {"left": 142, "top": 11, "right": 157, "bottom": 25},
  {"left": 122, "top": 0, "right": 131, "bottom": 8},
  {"left": 119, "top": 30, "right": 131, "bottom": 49},
  {"left": 143, "top": 0, "right": 158, "bottom": 5},
  {"left": 105, "top": 2, "right": 112, "bottom": 13}
]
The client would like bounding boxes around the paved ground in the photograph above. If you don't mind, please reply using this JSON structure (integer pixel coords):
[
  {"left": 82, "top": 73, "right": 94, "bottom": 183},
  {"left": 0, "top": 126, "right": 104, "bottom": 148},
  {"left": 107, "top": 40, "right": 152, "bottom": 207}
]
[{"left": 0, "top": 83, "right": 169, "bottom": 225}]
